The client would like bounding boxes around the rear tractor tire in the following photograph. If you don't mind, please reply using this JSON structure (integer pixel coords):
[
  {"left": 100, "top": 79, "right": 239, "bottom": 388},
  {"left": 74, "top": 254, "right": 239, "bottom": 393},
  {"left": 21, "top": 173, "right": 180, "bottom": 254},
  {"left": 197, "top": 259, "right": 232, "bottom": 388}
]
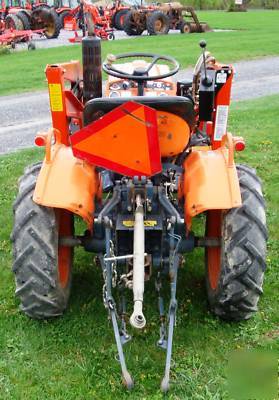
[
  {"left": 123, "top": 11, "right": 144, "bottom": 36},
  {"left": 17, "top": 11, "right": 31, "bottom": 30},
  {"left": 205, "top": 164, "right": 267, "bottom": 321},
  {"left": 114, "top": 9, "right": 129, "bottom": 30},
  {"left": 5, "top": 14, "right": 22, "bottom": 30},
  {"left": 11, "top": 163, "right": 74, "bottom": 319},
  {"left": 146, "top": 11, "right": 169, "bottom": 35},
  {"left": 31, "top": 7, "right": 61, "bottom": 39}
]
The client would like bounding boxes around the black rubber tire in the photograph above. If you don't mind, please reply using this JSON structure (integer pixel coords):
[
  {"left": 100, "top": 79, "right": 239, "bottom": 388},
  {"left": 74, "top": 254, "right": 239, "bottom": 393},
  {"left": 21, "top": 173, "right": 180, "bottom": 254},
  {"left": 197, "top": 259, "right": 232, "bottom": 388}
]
[
  {"left": 205, "top": 164, "right": 267, "bottom": 321},
  {"left": 114, "top": 9, "right": 129, "bottom": 30},
  {"left": 17, "top": 11, "right": 31, "bottom": 30},
  {"left": 11, "top": 163, "right": 73, "bottom": 319},
  {"left": 59, "top": 10, "right": 70, "bottom": 29},
  {"left": 44, "top": 8, "right": 61, "bottom": 39},
  {"left": 146, "top": 11, "right": 169, "bottom": 35},
  {"left": 28, "top": 41, "right": 36, "bottom": 50},
  {"left": 31, "top": 7, "right": 61, "bottom": 39},
  {"left": 180, "top": 21, "right": 192, "bottom": 34},
  {"left": 123, "top": 11, "right": 144, "bottom": 36},
  {"left": 5, "top": 14, "right": 22, "bottom": 30}
]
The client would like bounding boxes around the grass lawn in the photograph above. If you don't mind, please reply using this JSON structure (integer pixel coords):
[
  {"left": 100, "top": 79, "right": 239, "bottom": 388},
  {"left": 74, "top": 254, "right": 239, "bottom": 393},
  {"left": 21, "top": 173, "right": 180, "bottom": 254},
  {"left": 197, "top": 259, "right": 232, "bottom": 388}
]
[
  {"left": 0, "top": 94, "right": 278, "bottom": 399},
  {"left": 0, "top": 10, "right": 279, "bottom": 96}
]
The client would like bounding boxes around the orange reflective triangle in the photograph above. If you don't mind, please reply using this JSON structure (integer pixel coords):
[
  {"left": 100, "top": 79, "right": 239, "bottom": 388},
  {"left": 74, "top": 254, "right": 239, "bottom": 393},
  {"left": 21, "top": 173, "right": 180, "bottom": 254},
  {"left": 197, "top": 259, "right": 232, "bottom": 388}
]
[{"left": 71, "top": 101, "right": 162, "bottom": 177}]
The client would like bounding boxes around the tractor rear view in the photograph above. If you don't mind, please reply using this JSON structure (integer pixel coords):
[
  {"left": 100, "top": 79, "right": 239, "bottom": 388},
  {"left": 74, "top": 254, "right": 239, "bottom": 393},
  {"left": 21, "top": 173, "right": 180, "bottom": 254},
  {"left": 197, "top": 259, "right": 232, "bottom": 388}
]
[{"left": 11, "top": 34, "right": 267, "bottom": 392}]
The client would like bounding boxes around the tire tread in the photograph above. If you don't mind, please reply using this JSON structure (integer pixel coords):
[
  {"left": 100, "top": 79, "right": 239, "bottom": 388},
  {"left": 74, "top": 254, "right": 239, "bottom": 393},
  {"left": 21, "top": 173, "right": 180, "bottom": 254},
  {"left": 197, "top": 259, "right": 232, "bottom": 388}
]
[
  {"left": 11, "top": 163, "right": 71, "bottom": 319},
  {"left": 206, "top": 164, "right": 267, "bottom": 321}
]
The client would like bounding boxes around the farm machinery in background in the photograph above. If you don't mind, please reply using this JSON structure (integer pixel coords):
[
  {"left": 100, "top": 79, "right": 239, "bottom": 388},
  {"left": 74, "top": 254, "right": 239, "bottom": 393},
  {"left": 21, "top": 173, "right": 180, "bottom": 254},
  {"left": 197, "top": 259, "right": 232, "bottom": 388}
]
[
  {"left": 11, "top": 32, "right": 267, "bottom": 392},
  {"left": 0, "top": 17, "right": 43, "bottom": 49},
  {"left": 123, "top": 2, "right": 211, "bottom": 36},
  {"left": 64, "top": 0, "right": 115, "bottom": 41},
  {"left": 1, "top": 0, "right": 61, "bottom": 38},
  {"left": 94, "top": 0, "right": 131, "bottom": 30},
  {"left": 92, "top": 1, "right": 210, "bottom": 35}
]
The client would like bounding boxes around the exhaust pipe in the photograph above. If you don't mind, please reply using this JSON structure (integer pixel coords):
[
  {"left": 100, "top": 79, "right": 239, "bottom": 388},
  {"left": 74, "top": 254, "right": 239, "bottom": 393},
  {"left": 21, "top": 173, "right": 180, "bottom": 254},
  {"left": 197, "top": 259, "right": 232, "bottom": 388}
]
[
  {"left": 130, "top": 195, "right": 146, "bottom": 329},
  {"left": 82, "top": 32, "right": 102, "bottom": 103}
]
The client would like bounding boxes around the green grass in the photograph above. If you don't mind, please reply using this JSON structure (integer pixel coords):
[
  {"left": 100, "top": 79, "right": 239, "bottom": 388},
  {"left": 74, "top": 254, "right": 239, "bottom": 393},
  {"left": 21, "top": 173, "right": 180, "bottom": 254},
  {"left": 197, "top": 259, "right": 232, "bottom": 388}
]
[
  {"left": 0, "top": 95, "right": 278, "bottom": 399},
  {"left": 0, "top": 10, "right": 279, "bottom": 95}
]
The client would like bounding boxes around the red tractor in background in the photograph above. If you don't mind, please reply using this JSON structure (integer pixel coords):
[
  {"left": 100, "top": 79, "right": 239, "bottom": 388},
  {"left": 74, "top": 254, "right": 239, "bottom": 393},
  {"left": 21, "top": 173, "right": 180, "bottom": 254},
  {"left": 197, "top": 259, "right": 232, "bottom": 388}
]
[
  {"left": 95, "top": 0, "right": 131, "bottom": 30},
  {"left": 64, "top": 0, "right": 114, "bottom": 40},
  {"left": 1, "top": 0, "right": 61, "bottom": 38},
  {"left": 50, "top": 0, "right": 79, "bottom": 28}
]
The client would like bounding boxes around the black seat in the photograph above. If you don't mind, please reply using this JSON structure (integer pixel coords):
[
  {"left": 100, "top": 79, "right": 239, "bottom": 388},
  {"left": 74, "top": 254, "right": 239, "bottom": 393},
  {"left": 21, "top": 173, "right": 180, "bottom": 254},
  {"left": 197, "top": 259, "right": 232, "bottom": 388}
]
[{"left": 84, "top": 96, "right": 195, "bottom": 128}]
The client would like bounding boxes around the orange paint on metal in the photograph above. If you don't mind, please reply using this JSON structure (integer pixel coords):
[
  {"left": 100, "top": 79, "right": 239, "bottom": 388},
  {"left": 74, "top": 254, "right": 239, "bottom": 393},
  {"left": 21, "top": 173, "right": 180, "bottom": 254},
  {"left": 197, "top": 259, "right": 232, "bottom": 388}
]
[
  {"left": 182, "top": 134, "right": 241, "bottom": 229},
  {"left": 46, "top": 65, "right": 69, "bottom": 145},
  {"left": 65, "top": 90, "right": 84, "bottom": 128},
  {"left": 55, "top": 209, "right": 73, "bottom": 288},
  {"left": 71, "top": 101, "right": 162, "bottom": 177},
  {"left": 51, "top": 60, "right": 82, "bottom": 83},
  {"left": 45, "top": 62, "right": 83, "bottom": 145},
  {"left": 33, "top": 143, "right": 99, "bottom": 229},
  {"left": 206, "top": 210, "right": 222, "bottom": 290},
  {"left": 157, "top": 111, "right": 190, "bottom": 157},
  {"left": 64, "top": 15, "right": 78, "bottom": 31}
]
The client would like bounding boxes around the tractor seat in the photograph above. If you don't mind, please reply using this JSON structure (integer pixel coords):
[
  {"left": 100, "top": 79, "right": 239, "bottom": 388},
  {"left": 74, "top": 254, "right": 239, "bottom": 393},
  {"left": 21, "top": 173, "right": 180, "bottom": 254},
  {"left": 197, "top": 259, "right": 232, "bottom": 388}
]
[{"left": 83, "top": 96, "right": 195, "bottom": 128}]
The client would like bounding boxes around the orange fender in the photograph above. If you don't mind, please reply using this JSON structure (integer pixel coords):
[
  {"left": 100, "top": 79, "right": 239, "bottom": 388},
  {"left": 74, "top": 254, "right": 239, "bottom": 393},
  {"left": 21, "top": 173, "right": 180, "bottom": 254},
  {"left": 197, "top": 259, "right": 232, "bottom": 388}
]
[
  {"left": 33, "top": 135, "right": 100, "bottom": 229},
  {"left": 181, "top": 134, "right": 241, "bottom": 229}
]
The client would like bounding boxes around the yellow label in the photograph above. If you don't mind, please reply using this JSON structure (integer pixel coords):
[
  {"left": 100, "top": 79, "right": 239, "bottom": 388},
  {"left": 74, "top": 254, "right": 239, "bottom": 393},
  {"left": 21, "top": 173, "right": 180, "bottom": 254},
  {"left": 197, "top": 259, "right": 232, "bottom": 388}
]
[
  {"left": 49, "top": 83, "right": 63, "bottom": 112},
  {"left": 123, "top": 220, "right": 157, "bottom": 228}
]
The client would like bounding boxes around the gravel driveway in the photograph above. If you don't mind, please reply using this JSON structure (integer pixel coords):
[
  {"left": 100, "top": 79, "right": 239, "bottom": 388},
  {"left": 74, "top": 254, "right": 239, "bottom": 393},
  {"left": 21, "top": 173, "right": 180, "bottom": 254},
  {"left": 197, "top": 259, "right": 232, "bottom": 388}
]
[{"left": 1, "top": 56, "right": 279, "bottom": 155}]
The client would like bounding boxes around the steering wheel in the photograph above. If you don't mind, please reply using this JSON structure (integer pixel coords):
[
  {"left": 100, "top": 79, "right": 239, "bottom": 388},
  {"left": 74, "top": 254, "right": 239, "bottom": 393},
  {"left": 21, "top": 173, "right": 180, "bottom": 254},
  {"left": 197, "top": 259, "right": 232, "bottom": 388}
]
[{"left": 103, "top": 52, "right": 180, "bottom": 82}]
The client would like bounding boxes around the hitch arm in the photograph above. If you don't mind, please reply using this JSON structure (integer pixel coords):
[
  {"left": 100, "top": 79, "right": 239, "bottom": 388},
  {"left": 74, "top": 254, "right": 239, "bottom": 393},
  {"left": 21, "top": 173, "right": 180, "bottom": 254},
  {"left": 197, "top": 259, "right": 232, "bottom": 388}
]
[
  {"left": 161, "top": 253, "right": 180, "bottom": 393},
  {"left": 101, "top": 223, "right": 134, "bottom": 390},
  {"left": 160, "top": 230, "right": 181, "bottom": 393}
]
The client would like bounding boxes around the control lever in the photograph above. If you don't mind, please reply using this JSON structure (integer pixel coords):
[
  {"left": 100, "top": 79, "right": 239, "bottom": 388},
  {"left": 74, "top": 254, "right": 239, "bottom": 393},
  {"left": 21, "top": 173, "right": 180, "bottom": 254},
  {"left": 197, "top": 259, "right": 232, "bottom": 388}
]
[{"left": 199, "top": 40, "right": 213, "bottom": 87}]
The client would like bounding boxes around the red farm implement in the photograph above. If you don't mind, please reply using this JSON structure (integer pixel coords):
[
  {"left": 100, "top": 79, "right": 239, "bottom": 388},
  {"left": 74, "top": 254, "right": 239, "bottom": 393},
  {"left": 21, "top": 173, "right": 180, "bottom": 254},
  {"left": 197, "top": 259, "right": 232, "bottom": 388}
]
[
  {"left": 65, "top": 0, "right": 114, "bottom": 41},
  {"left": 0, "top": 27, "right": 44, "bottom": 48}
]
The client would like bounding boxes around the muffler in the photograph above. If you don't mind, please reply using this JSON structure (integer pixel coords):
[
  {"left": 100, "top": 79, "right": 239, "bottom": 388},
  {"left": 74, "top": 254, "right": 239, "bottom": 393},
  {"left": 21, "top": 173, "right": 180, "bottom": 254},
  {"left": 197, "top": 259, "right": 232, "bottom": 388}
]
[{"left": 130, "top": 194, "right": 146, "bottom": 329}]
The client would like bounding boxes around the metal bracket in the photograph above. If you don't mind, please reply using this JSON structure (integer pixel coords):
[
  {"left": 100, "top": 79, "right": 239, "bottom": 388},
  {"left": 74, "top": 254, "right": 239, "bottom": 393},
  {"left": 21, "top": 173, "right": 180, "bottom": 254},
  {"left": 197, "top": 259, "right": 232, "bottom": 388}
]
[
  {"left": 160, "top": 230, "right": 181, "bottom": 393},
  {"left": 101, "top": 224, "right": 134, "bottom": 390}
]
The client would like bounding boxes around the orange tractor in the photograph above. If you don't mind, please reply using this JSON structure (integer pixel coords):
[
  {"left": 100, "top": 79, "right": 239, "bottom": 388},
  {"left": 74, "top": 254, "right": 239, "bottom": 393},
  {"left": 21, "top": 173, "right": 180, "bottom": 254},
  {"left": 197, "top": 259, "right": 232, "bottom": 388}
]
[
  {"left": 11, "top": 36, "right": 267, "bottom": 392},
  {"left": 64, "top": 0, "right": 114, "bottom": 40},
  {"left": 94, "top": 0, "right": 131, "bottom": 30}
]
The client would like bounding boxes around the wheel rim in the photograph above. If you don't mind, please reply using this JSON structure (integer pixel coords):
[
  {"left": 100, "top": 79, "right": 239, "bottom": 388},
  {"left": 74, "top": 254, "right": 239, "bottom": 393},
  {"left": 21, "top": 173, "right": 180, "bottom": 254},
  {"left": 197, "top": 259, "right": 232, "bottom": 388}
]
[
  {"left": 183, "top": 24, "right": 190, "bottom": 33},
  {"left": 206, "top": 210, "right": 222, "bottom": 290},
  {"left": 45, "top": 20, "right": 55, "bottom": 36},
  {"left": 56, "top": 210, "right": 73, "bottom": 288},
  {"left": 155, "top": 19, "right": 163, "bottom": 32}
]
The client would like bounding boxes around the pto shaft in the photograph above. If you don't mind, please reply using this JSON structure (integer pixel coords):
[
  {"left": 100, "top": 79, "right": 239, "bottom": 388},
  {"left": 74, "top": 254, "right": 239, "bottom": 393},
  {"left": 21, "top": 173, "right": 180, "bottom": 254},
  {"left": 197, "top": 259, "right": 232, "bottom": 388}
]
[{"left": 130, "top": 194, "right": 146, "bottom": 329}]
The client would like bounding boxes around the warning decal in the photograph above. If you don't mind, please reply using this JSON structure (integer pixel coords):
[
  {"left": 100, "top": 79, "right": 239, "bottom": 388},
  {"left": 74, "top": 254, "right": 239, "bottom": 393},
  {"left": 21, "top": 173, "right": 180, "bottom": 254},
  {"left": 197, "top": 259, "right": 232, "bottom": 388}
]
[
  {"left": 123, "top": 220, "right": 157, "bottom": 228},
  {"left": 214, "top": 105, "right": 229, "bottom": 141},
  {"left": 49, "top": 83, "right": 63, "bottom": 112}
]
